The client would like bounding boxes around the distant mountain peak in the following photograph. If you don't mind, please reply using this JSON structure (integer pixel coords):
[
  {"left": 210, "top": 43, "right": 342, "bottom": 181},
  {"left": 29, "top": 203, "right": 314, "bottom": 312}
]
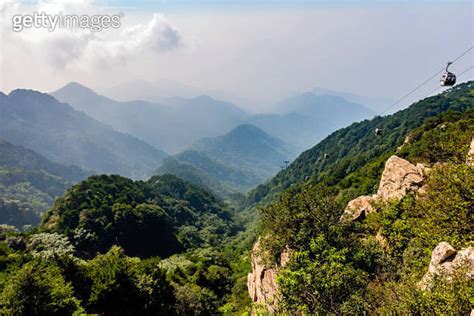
[
  {"left": 8, "top": 89, "right": 59, "bottom": 104},
  {"left": 55, "top": 82, "right": 99, "bottom": 97},
  {"left": 227, "top": 124, "right": 267, "bottom": 137}
]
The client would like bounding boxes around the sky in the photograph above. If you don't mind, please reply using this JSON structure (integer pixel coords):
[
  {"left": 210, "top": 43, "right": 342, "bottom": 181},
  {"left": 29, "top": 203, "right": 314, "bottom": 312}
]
[{"left": 0, "top": 0, "right": 473, "bottom": 112}]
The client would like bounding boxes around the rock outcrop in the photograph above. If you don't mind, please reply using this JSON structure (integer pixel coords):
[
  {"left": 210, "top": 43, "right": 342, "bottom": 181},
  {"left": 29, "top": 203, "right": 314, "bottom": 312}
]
[
  {"left": 340, "top": 195, "right": 377, "bottom": 222},
  {"left": 377, "top": 156, "right": 427, "bottom": 200},
  {"left": 247, "top": 240, "right": 292, "bottom": 313},
  {"left": 341, "top": 155, "right": 428, "bottom": 222},
  {"left": 467, "top": 138, "right": 474, "bottom": 166},
  {"left": 419, "top": 242, "right": 474, "bottom": 290}
]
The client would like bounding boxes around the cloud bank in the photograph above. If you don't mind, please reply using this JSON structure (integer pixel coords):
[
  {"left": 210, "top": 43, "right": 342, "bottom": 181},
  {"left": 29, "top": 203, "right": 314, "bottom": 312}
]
[{"left": 1, "top": 0, "right": 182, "bottom": 69}]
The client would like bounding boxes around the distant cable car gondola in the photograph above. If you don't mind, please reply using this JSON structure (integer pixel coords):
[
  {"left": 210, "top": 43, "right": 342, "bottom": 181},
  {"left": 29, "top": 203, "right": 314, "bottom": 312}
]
[
  {"left": 375, "top": 128, "right": 383, "bottom": 136},
  {"left": 440, "top": 62, "right": 456, "bottom": 86}
]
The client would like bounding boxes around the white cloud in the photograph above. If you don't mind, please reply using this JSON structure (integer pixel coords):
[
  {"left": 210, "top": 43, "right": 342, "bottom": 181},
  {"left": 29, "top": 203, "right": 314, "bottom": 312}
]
[
  {"left": 81, "top": 14, "right": 181, "bottom": 68},
  {"left": 1, "top": 1, "right": 182, "bottom": 70}
]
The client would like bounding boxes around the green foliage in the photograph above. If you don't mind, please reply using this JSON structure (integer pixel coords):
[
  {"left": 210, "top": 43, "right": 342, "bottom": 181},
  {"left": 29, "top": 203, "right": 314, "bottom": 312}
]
[
  {"left": 256, "top": 83, "right": 473, "bottom": 313},
  {"left": 247, "top": 82, "right": 474, "bottom": 207},
  {"left": 416, "top": 163, "right": 473, "bottom": 248},
  {"left": 0, "top": 83, "right": 472, "bottom": 314},
  {"left": 42, "top": 174, "right": 237, "bottom": 258},
  {"left": 86, "top": 246, "right": 175, "bottom": 315},
  {"left": 399, "top": 109, "right": 474, "bottom": 164},
  {"left": 260, "top": 187, "right": 382, "bottom": 314},
  {"left": 0, "top": 260, "right": 83, "bottom": 315},
  {"left": 277, "top": 236, "right": 373, "bottom": 314},
  {"left": 259, "top": 185, "right": 342, "bottom": 258},
  {"left": 374, "top": 272, "right": 473, "bottom": 315},
  {"left": 0, "top": 138, "right": 91, "bottom": 228}
]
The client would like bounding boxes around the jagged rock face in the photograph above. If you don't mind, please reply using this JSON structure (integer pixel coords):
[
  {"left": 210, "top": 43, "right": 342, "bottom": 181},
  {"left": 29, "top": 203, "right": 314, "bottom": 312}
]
[
  {"left": 377, "top": 155, "right": 427, "bottom": 201},
  {"left": 419, "top": 242, "right": 474, "bottom": 290},
  {"left": 247, "top": 240, "right": 292, "bottom": 313},
  {"left": 340, "top": 195, "right": 377, "bottom": 222}
]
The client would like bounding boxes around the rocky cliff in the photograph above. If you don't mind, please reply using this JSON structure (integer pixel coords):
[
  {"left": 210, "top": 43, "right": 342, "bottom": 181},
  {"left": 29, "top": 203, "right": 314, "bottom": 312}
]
[
  {"left": 247, "top": 240, "right": 291, "bottom": 313},
  {"left": 248, "top": 145, "right": 473, "bottom": 312},
  {"left": 248, "top": 154, "right": 429, "bottom": 311},
  {"left": 340, "top": 155, "right": 428, "bottom": 222}
]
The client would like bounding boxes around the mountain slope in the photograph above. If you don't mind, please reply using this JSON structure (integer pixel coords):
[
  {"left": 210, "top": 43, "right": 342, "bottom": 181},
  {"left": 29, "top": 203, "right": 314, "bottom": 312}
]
[
  {"left": 42, "top": 174, "right": 237, "bottom": 258},
  {"left": 158, "top": 124, "right": 298, "bottom": 196},
  {"left": 252, "top": 92, "right": 473, "bottom": 314},
  {"left": 191, "top": 124, "right": 298, "bottom": 174},
  {"left": 0, "top": 138, "right": 91, "bottom": 228},
  {"left": 249, "top": 93, "right": 374, "bottom": 150},
  {"left": 247, "top": 81, "right": 474, "bottom": 207},
  {"left": 0, "top": 89, "right": 166, "bottom": 178},
  {"left": 52, "top": 82, "right": 248, "bottom": 152}
]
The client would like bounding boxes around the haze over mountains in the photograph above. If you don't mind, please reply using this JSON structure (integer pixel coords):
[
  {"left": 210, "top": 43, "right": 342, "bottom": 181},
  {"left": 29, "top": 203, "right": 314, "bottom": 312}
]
[
  {"left": 53, "top": 82, "right": 248, "bottom": 153},
  {"left": 0, "top": 80, "right": 378, "bottom": 213},
  {"left": 0, "top": 138, "right": 91, "bottom": 228},
  {"left": 0, "top": 90, "right": 166, "bottom": 179},
  {"left": 250, "top": 93, "right": 375, "bottom": 149},
  {"left": 53, "top": 82, "right": 375, "bottom": 153},
  {"left": 157, "top": 124, "right": 298, "bottom": 196}
]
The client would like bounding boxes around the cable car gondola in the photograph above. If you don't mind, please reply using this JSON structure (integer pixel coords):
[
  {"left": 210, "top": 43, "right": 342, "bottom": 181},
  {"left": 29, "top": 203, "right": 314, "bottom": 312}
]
[{"left": 440, "top": 62, "right": 456, "bottom": 87}]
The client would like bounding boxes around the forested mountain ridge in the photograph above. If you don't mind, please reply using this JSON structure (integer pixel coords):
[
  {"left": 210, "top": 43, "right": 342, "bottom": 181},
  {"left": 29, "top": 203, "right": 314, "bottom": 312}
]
[
  {"left": 157, "top": 150, "right": 260, "bottom": 197},
  {"left": 157, "top": 124, "right": 298, "bottom": 197},
  {"left": 249, "top": 83, "right": 473, "bottom": 314},
  {"left": 41, "top": 174, "right": 237, "bottom": 258},
  {"left": 0, "top": 138, "right": 88, "bottom": 183},
  {"left": 0, "top": 89, "right": 167, "bottom": 178},
  {"left": 248, "top": 82, "right": 474, "bottom": 207},
  {"left": 0, "top": 175, "right": 246, "bottom": 314},
  {"left": 0, "top": 139, "right": 91, "bottom": 228}
]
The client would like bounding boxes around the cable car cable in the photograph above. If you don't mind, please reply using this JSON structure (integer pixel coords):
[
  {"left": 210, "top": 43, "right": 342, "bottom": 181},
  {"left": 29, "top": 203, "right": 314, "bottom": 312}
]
[
  {"left": 423, "top": 65, "right": 474, "bottom": 99},
  {"left": 377, "top": 46, "right": 473, "bottom": 116}
]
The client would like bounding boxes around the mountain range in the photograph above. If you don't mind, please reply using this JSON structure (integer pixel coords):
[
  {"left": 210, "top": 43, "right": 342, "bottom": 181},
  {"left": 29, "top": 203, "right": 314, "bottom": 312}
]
[
  {"left": 0, "top": 89, "right": 166, "bottom": 178},
  {"left": 52, "top": 82, "right": 248, "bottom": 153},
  {"left": 52, "top": 82, "right": 375, "bottom": 153},
  {"left": 0, "top": 81, "right": 471, "bottom": 315}
]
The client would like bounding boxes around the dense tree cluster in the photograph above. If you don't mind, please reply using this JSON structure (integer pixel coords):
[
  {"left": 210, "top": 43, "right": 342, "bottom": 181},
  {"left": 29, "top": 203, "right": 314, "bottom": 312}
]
[{"left": 257, "top": 106, "right": 473, "bottom": 313}]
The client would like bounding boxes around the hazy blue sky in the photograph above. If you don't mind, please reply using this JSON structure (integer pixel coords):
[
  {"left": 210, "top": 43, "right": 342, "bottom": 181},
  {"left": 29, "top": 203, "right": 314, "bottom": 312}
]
[{"left": 1, "top": 0, "right": 472, "bottom": 111}]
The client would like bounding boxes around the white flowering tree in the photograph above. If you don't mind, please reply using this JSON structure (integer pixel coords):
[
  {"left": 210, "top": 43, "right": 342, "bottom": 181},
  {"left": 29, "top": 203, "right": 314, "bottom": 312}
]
[{"left": 27, "top": 233, "right": 75, "bottom": 259}]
